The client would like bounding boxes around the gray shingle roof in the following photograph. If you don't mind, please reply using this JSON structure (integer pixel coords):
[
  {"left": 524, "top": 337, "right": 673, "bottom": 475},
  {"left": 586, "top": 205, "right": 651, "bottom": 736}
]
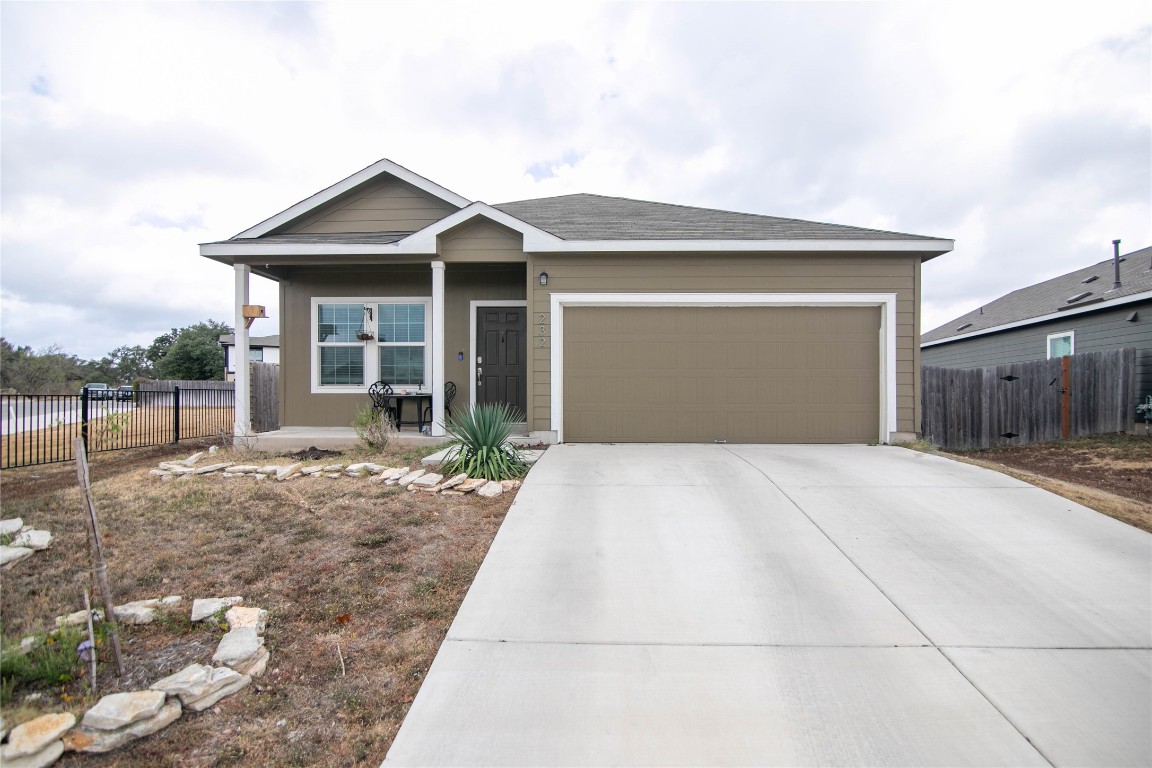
[
  {"left": 214, "top": 233, "right": 411, "bottom": 245},
  {"left": 493, "top": 193, "right": 942, "bottom": 241},
  {"left": 922, "top": 246, "right": 1152, "bottom": 344}
]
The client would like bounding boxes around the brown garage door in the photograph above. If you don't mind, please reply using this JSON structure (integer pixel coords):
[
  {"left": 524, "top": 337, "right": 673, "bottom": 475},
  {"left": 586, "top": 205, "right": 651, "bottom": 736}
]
[{"left": 563, "top": 306, "right": 880, "bottom": 443}]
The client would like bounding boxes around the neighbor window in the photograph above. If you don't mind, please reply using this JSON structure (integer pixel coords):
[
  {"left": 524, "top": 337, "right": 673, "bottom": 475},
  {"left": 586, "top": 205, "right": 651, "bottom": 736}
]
[
  {"left": 248, "top": 348, "right": 264, "bottom": 362},
  {"left": 312, "top": 298, "right": 430, "bottom": 392},
  {"left": 1047, "top": 331, "right": 1074, "bottom": 359}
]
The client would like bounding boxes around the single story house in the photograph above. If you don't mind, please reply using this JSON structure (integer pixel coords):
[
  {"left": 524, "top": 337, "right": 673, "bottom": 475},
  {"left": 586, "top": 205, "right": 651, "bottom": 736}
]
[
  {"left": 921, "top": 245, "right": 1152, "bottom": 422},
  {"left": 219, "top": 334, "right": 280, "bottom": 381},
  {"left": 200, "top": 158, "right": 952, "bottom": 444}
]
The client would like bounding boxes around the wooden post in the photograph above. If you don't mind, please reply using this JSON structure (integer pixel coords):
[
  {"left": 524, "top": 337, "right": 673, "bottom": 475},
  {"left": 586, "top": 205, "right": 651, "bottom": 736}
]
[
  {"left": 1061, "top": 356, "right": 1071, "bottom": 439},
  {"left": 73, "top": 438, "right": 125, "bottom": 676}
]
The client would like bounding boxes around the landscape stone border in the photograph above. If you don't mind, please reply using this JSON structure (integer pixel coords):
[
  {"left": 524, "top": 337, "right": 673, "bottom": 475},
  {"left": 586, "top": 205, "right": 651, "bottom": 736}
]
[
  {"left": 149, "top": 453, "right": 522, "bottom": 497},
  {"left": 0, "top": 517, "right": 53, "bottom": 570},
  {"left": 1, "top": 594, "right": 270, "bottom": 765}
]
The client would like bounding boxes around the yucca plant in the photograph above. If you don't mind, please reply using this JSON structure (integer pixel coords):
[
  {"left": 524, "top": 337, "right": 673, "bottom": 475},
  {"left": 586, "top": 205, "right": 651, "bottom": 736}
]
[{"left": 439, "top": 403, "right": 528, "bottom": 481}]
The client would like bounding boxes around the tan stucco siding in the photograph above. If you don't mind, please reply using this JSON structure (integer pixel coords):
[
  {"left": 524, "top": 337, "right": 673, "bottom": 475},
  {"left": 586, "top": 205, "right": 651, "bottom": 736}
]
[
  {"left": 281, "top": 266, "right": 432, "bottom": 426},
  {"left": 283, "top": 176, "right": 458, "bottom": 234},
  {"left": 439, "top": 220, "right": 526, "bottom": 263},
  {"left": 444, "top": 265, "right": 527, "bottom": 409},
  {"left": 527, "top": 253, "right": 919, "bottom": 436}
]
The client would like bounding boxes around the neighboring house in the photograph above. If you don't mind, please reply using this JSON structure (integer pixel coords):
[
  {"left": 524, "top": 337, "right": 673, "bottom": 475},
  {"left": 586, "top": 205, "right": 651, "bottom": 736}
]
[
  {"left": 921, "top": 246, "right": 1152, "bottom": 422},
  {"left": 219, "top": 334, "right": 280, "bottom": 381},
  {"left": 200, "top": 158, "right": 952, "bottom": 444}
]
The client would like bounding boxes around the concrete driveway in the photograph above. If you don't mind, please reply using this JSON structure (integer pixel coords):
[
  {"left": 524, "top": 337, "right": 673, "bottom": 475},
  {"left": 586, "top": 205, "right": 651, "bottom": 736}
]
[{"left": 384, "top": 444, "right": 1152, "bottom": 767}]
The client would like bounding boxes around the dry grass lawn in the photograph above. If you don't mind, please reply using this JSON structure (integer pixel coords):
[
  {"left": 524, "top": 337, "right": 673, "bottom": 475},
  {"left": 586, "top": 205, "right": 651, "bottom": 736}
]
[{"left": 1, "top": 440, "right": 515, "bottom": 766}]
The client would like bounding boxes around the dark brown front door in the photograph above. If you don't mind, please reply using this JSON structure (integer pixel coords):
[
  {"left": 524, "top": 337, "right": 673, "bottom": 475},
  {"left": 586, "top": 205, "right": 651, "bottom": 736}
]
[{"left": 476, "top": 306, "right": 527, "bottom": 413}]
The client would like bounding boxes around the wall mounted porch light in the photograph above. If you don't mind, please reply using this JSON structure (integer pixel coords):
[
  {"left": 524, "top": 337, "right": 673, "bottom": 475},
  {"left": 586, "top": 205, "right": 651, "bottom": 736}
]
[{"left": 539, "top": 271, "right": 549, "bottom": 286}]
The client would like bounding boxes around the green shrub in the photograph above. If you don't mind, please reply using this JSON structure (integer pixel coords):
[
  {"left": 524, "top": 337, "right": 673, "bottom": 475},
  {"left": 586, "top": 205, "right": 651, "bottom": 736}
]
[
  {"left": 439, "top": 403, "right": 528, "bottom": 481},
  {"left": 1, "top": 627, "right": 87, "bottom": 704},
  {"left": 352, "top": 405, "right": 396, "bottom": 449}
]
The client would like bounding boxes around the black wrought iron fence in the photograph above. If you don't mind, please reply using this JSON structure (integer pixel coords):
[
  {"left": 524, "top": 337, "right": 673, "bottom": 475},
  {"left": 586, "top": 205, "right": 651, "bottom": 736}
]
[{"left": 0, "top": 387, "right": 235, "bottom": 469}]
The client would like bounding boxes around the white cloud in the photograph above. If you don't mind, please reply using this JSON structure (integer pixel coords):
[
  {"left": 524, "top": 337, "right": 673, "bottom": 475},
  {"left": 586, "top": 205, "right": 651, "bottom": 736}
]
[{"left": 1, "top": 1, "right": 1148, "bottom": 357}]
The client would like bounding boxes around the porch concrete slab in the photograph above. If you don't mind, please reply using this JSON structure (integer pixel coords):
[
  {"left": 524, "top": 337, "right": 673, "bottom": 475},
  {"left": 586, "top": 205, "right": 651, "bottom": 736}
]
[
  {"left": 522, "top": 442, "right": 775, "bottom": 487},
  {"left": 448, "top": 482, "right": 927, "bottom": 646},
  {"left": 384, "top": 642, "right": 1046, "bottom": 767},
  {"left": 943, "top": 648, "right": 1152, "bottom": 767},
  {"left": 784, "top": 483, "right": 1152, "bottom": 648},
  {"left": 728, "top": 443, "right": 1032, "bottom": 488}
]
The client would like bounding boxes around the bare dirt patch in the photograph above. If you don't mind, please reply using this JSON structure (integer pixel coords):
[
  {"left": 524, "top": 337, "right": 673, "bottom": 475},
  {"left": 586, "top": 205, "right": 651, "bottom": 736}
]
[
  {"left": 946, "top": 434, "right": 1152, "bottom": 533},
  {"left": 1, "top": 441, "right": 516, "bottom": 766}
]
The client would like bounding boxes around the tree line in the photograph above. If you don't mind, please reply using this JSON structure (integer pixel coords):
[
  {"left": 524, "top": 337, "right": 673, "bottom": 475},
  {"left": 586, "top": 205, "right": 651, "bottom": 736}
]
[{"left": 1, "top": 320, "right": 233, "bottom": 394}]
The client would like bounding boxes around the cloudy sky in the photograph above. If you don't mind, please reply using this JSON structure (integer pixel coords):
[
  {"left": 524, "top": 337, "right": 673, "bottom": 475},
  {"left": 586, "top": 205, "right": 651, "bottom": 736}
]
[{"left": 2, "top": 1, "right": 1149, "bottom": 360}]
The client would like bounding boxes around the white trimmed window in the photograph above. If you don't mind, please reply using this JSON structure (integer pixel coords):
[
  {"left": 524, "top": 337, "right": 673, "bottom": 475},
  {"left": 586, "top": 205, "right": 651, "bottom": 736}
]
[
  {"left": 1047, "top": 331, "right": 1075, "bottom": 359},
  {"left": 311, "top": 298, "right": 430, "bottom": 393}
]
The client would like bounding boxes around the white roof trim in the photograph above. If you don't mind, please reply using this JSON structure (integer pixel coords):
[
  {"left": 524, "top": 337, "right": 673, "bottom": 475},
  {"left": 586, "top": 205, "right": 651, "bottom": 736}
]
[
  {"left": 399, "top": 202, "right": 565, "bottom": 251},
  {"left": 232, "top": 158, "right": 472, "bottom": 239},
  {"left": 921, "top": 289, "right": 1152, "bottom": 348}
]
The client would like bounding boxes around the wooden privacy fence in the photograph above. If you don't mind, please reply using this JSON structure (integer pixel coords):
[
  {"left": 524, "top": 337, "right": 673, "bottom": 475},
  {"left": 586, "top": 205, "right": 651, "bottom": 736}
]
[
  {"left": 921, "top": 348, "right": 1136, "bottom": 450},
  {"left": 250, "top": 362, "right": 280, "bottom": 433}
]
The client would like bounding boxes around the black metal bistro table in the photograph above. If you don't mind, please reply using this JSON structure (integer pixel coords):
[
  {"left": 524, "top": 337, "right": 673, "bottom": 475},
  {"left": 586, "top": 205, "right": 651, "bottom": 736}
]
[{"left": 388, "top": 392, "right": 433, "bottom": 433}]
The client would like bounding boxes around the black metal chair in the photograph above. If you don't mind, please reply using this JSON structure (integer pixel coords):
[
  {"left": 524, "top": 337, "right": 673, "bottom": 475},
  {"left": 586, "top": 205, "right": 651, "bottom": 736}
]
[
  {"left": 368, "top": 381, "right": 399, "bottom": 425},
  {"left": 423, "top": 381, "right": 456, "bottom": 426}
]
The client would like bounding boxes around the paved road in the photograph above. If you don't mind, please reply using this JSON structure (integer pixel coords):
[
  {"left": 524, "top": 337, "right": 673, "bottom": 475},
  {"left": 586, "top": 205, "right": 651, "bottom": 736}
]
[{"left": 384, "top": 444, "right": 1152, "bottom": 767}]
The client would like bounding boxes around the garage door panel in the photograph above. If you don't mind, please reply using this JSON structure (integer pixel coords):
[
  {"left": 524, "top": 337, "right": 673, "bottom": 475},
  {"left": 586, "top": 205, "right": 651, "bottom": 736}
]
[{"left": 564, "top": 306, "right": 879, "bottom": 443}]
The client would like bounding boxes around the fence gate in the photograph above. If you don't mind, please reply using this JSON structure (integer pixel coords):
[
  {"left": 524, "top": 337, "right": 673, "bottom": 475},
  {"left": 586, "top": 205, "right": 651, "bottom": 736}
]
[
  {"left": 921, "top": 348, "right": 1136, "bottom": 450},
  {"left": 250, "top": 362, "right": 280, "bottom": 433}
]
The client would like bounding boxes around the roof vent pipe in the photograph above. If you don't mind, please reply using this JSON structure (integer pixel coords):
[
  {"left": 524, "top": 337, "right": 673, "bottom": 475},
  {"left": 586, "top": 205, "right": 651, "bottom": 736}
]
[{"left": 1111, "top": 239, "right": 1122, "bottom": 290}]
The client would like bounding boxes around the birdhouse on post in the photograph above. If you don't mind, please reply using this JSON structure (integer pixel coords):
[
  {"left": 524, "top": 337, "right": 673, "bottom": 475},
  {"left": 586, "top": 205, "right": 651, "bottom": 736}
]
[{"left": 242, "top": 305, "right": 267, "bottom": 329}]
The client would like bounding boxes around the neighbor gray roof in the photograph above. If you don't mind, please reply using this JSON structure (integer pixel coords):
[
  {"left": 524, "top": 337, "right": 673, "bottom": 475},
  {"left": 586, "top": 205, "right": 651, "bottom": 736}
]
[
  {"left": 219, "top": 334, "right": 280, "bottom": 347},
  {"left": 922, "top": 246, "right": 1152, "bottom": 344},
  {"left": 493, "top": 193, "right": 941, "bottom": 241}
]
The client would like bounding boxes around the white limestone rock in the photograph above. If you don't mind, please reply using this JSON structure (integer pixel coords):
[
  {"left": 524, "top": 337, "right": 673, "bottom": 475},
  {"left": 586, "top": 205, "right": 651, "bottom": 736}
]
[
  {"left": 193, "top": 462, "right": 233, "bottom": 475},
  {"left": 151, "top": 663, "right": 239, "bottom": 704},
  {"left": 275, "top": 462, "right": 303, "bottom": 481},
  {"left": 3, "top": 712, "right": 75, "bottom": 757},
  {"left": 178, "top": 451, "right": 205, "bottom": 466},
  {"left": 160, "top": 595, "right": 182, "bottom": 606},
  {"left": 224, "top": 465, "right": 260, "bottom": 474},
  {"left": 0, "top": 517, "right": 25, "bottom": 536},
  {"left": 190, "top": 596, "right": 244, "bottom": 622},
  {"left": 185, "top": 672, "right": 251, "bottom": 712},
  {"left": 344, "top": 462, "right": 373, "bottom": 476},
  {"left": 256, "top": 465, "right": 280, "bottom": 475},
  {"left": 376, "top": 467, "right": 410, "bottom": 484},
  {"left": 65, "top": 701, "right": 181, "bottom": 753},
  {"left": 19, "top": 635, "right": 42, "bottom": 654},
  {"left": 476, "top": 481, "right": 503, "bottom": 498},
  {"left": 225, "top": 606, "right": 268, "bottom": 633},
  {"left": 364, "top": 463, "right": 390, "bottom": 474},
  {"left": 232, "top": 645, "right": 270, "bottom": 678},
  {"left": 440, "top": 473, "right": 469, "bottom": 490},
  {"left": 325, "top": 473, "right": 342, "bottom": 479},
  {"left": 82, "top": 690, "right": 166, "bottom": 730},
  {"left": 11, "top": 530, "right": 52, "bottom": 550},
  {"left": 410, "top": 472, "right": 443, "bottom": 488},
  {"left": 320, "top": 464, "right": 344, "bottom": 472},
  {"left": 0, "top": 545, "right": 34, "bottom": 567},
  {"left": 300, "top": 466, "right": 324, "bottom": 475},
  {"left": 500, "top": 479, "right": 522, "bottom": 491},
  {"left": 394, "top": 469, "right": 426, "bottom": 488},
  {"left": 212, "top": 627, "right": 264, "bottom": 668},
  {"left": 56, "top": 608, "right": 101, "bottom": 627},
  {"left": 456, "top": 478, "right": 487, "bottom": 493},
  {"left": 441, "top": 490, "right": 465, "bottom": 496},
  {"left": 148, "top": 469, "right": 171, "bottom": 477},
  {"left": 113, "top": 599, "right": 160, "bottom": 625},
  {"left": 1, "top": 739, "right": 64, "bottom": 767}
]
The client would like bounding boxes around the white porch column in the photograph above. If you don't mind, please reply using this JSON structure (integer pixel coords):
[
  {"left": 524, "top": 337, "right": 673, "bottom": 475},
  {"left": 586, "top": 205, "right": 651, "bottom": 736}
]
[
  {"left": 430, "top": 261, "right": 446, "bottom": 436},
  {"left": 233, "top": 264, "right": 251, "bottom": 441}
]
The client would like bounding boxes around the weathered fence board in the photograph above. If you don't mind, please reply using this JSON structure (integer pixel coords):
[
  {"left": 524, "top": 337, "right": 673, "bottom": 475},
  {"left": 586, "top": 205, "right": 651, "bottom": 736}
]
[
  {"left": 922, "top": 349, "right": 1136, "bottom": 450},
  {"left": 250, "top": 362, "right": 280, "bottom": 433},
  {"left": 140, "top": 379, "right": 234, "bottom": 392}
]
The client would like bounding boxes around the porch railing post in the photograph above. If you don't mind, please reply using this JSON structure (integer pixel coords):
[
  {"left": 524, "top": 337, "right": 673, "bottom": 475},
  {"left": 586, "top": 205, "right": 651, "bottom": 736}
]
[{"left": 172, "top": 386, "right": 181, "bottom": 444}]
